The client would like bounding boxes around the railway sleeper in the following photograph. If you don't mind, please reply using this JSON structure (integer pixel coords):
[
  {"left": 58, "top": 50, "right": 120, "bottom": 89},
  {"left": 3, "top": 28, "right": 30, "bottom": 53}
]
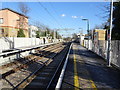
[
  {"left": 1, "top": 43, "right": 67, "bottom": 89},
  {"left": 2, "top": 65, "right": 28, "bottom": 79}
]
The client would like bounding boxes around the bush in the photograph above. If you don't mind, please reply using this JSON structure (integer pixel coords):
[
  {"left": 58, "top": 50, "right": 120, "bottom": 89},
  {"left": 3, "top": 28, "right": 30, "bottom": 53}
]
[
  {"left": 17, "top": 29, "right": 25, "bottom": 37},
  {"left": 36, "top": 31, "right": 40, "bottom": 38}
]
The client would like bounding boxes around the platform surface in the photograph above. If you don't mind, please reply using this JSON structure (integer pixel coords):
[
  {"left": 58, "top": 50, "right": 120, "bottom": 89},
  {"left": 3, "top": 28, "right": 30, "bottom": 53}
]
[{"left": 61, "top": 43, "right": 120, "bottom": 90}]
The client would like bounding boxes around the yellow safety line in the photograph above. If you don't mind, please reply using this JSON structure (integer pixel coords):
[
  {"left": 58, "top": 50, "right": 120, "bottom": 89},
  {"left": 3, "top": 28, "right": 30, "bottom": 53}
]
[
  {"left": 73, "top": 50, "right": 80, "bottom": 90},
  {"left": 73, "top": 45, "right": 97, "bottom": 90},
  {"left": 90, "top": 80, "right": 97, "bottom": 90},
  {"left": 85, "top": 63, "right": 97, "bottom": 90}
]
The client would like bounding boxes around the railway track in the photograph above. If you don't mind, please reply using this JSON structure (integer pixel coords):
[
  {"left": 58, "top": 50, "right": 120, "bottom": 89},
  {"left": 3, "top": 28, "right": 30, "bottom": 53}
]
[
  {"left": 1, "top": 42, "right": 70, "bottom": 89},
  {"left": 1, "top": 44, "right": 60, "bottom": 79}
]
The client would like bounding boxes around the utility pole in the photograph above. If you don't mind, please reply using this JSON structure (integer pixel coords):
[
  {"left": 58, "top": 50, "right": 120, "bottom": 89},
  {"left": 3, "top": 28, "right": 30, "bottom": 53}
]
[
  {"left": 107, "top": 0, "right": 113, "bottom": 67},
  {"left": 54, "top": 29, "right": 56, "bottom": 42}
]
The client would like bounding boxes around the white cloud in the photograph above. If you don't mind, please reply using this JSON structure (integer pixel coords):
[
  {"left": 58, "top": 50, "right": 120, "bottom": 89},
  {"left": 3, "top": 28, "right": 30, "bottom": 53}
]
[
  {"left": 72, "top": 16, "right": 78, "bottom": 19},
  {"left": 80, "top": 16, "right": 83, "bottom": 18},
  {"left": 71, "top": 16, "right": 84, "bottom": 19},
  {"left": 61, "top": 14, "right": 66, "bottom": 17}
]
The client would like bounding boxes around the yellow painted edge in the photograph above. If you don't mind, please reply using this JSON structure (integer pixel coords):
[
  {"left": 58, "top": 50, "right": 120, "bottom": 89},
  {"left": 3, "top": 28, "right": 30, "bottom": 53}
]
[
  {"left": 90, "top": 80, "right": 97, "bottom": 90},
  {"left": 85, "top": 66, "right": 97, "bottom": 90},
  {"left": 73, "top": 45, "right": 97, "bottom": 90},
  {"left": 73, "top": 50, "right": 80, "bottom": 90}
]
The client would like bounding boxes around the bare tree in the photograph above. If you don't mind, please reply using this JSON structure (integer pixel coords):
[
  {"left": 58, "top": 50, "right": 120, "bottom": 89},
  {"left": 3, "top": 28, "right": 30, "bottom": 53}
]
[
  {"left": 96, "top": 3, "right": 110, "bottom": 21},
  {"left": 72, "top": 33, "right": 78, "bottom": 39},
  {"left": 19, "top": 2, "right": 30, "bottom": 16},
  {"left": 17, "top": 3, "right": 30, "bottom": 37},
  {"left": 33, "top": 21, "right": 51, "bottom": 33},
  {"left": 94, "top": 3, "right": 111, "bottom": 31}
]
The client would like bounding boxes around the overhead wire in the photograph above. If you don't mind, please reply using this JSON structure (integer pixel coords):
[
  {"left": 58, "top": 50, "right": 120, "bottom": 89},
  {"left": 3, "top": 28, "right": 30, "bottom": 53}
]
[
  {"left": 30, "top": 2, "right": 71, "bottom": 37},
  {"left": 27, "top": 3, "right": 56, "bottom": 29},
  {"left": 48, "top": 2, "right": 77, "bottom": 36},
  {"left": 48, "top": 3, "right": 66, "bottom": 29},
  {"left": 38, "top": 2, "right": 63, "bottom": 29}
]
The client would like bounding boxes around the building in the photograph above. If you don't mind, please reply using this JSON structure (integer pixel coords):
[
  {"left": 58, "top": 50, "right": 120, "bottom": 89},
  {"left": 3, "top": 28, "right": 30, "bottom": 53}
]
[
  {"left": 93, "top": 29, "right": 106, "bottom": 41},
  {"left": 0, "top": 8, "right": 29, "bottom": 37},
  {"left": 29, "top": 25, "right": 38, "bottom": 38},
  {"left": 76, "top": 33, "right": 84, "bottom": 45}
]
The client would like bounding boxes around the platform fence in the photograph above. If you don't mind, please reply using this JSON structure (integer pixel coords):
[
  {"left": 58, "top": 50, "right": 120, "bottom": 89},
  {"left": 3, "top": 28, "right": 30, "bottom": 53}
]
[
  {"left": 0, "top": 37, "right": 62, "bottom": 52},
  {"left": 82, "top": 40, "right": 120, "bottom": 69}
]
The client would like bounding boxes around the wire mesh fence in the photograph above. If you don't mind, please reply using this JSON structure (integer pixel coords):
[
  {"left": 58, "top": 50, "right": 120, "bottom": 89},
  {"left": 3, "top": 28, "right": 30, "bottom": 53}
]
[{"left": 83, "top": 40, "right": 120, "bottom": 69}]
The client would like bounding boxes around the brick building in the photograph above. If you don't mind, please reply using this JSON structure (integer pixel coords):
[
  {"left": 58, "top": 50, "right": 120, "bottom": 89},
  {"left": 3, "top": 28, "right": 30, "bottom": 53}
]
[
  {"left": 0, "top": 8, "right": 29, "bottom": 37},
  {"left": 94, "top": 29, "right": 106, "bottom": 41}
]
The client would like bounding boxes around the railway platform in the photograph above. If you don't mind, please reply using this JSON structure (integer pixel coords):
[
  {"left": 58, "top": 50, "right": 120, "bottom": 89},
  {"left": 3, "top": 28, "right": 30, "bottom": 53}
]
[
  {"left": 0, "top": 42, "right": 59, "bottom": 66},
  {"left": 0, "top": 42, "right": 58, "bottom": 57},
  {"left": 1, "top": 42, "right": 120, "bottom": 89},
  {"left": 60, "top": 42, "right": 120, "bottom": 90}
]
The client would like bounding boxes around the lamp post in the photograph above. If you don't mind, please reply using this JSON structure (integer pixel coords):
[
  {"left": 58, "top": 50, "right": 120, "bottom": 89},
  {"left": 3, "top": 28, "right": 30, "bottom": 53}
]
[
  {"left": 107, "top": 0, "right": 113, "bottom": 67},
  {"left": 82, "top": 18, "right": 89, "bottom": 49}
]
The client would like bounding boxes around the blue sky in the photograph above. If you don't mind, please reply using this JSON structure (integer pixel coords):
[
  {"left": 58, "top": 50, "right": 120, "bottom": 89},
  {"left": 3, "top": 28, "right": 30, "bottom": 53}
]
[{"left": 2, "top": 2, "right": 109, "bottom": 37}]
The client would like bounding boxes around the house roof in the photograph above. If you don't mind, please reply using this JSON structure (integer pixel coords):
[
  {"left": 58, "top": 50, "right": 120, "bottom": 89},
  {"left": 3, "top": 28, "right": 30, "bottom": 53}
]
[{"left": 0, "top": 8, "right": 28, "bottom": 18}]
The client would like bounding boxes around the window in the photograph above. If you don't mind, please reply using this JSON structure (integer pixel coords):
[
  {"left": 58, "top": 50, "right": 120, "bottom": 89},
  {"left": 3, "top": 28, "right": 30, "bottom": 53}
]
[
  {"left": 0, "top": 28, "right": 4, "bottom": 34},
  {"left": 0, "top": 18, "right": 3, "bottom": 24},
  {"left": 2, "top": 29, "right": 4, "bottom": 34}
]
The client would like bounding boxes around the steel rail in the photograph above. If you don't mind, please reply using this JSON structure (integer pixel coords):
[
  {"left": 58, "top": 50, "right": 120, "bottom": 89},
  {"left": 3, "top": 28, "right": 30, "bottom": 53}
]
[
  {"left": 1, "top": 43, "right": 63, "bottom": 78},
  {"left": 46, "top": 44, "right": 70, "bottom": 89},
  {"left": 13, "top": 43, "right": 66, "bottom": 90},
  {"left": 55, "top": 43, "right": 72, "bottom": 90}
]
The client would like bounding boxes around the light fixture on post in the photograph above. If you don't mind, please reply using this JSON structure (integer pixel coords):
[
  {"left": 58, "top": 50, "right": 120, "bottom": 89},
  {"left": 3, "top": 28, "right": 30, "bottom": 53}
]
[{"left": 82, "top": 18, "right": 89, "bottom": 49}]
